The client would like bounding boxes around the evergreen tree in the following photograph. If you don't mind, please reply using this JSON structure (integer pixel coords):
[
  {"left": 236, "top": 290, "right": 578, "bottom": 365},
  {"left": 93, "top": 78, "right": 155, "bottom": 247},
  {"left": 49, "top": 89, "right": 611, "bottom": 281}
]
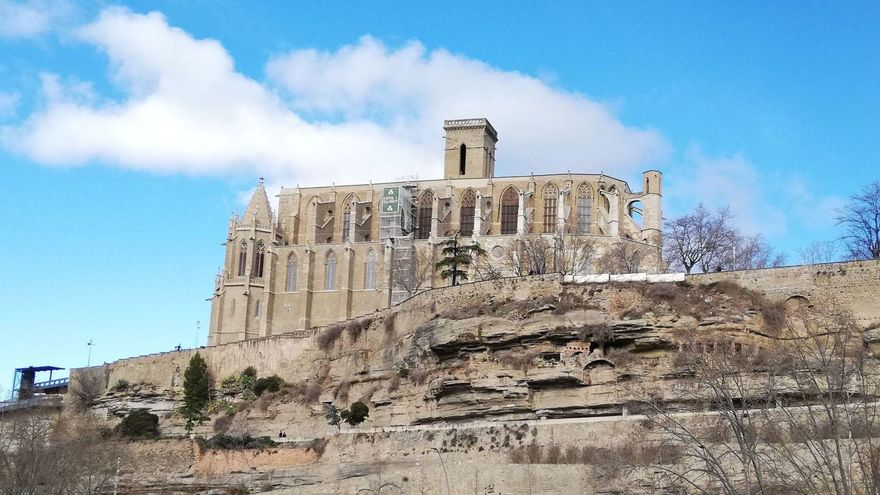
[
  {"left": 434, "top": 232, "right": 487, "bottom": 286},
  {"left": 181, "top": 352, "right": 210, "bottom": 431}
]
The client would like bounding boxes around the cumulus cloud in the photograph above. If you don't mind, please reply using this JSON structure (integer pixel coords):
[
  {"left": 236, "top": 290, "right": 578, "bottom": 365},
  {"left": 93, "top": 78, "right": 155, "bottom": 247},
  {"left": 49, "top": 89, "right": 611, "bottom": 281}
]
[
  {"left": 0, "top": 0, "right": 71, "bottom": 38},
  {"left": 665, "top": 147, "right": 843, "bottom": 241},
  {"left": 2, "top": 7, "right": 668, "bottom": 186}
]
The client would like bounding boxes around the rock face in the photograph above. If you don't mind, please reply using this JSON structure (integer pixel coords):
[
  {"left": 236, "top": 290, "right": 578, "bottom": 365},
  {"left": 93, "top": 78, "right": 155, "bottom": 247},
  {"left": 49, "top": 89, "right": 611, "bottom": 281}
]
[{"left": 75, "top": 276, "right": 871, "bottom": 493}]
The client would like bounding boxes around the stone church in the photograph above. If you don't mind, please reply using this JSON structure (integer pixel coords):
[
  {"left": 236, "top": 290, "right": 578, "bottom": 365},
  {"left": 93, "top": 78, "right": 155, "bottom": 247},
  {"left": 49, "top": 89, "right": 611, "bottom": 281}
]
[{"left": 208, "top": 118, "right": 663, "bottom": 345}]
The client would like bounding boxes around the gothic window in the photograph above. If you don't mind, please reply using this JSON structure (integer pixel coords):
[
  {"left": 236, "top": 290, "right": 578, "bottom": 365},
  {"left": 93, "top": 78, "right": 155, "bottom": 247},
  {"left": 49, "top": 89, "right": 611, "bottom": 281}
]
[
  {"left": 237, "top": 241, "right": 247, "bottom": 276},
  {"left": 417, "top": 190, "right": 433, "bottom": 239},
  {"left": 576, "top": 183, "right": 593, "bottom": 235},
  {"left": 459, "top": 189, "right": 476, "bottom": 237},
  {"left": 253, "top": 241, "right": 265, "bottom": 278},
  {"left": 364, "top": 250, "right": 377, "bottom": 289},
  {"left": 325, "top": 251, "right": 337, "bottom": 290},
  {"left": 542, "top": 183, "right": 558, "bottom": 234},
  {"left": 286, "top": 254, "right": 297, "bottom": 291},
  {"left": 254, "top": 299, "right": 261, "bottom": 318},
  {"left": 459, "top": 143, "right": 467, "bottom": 175},
  {"left": 500, "top": 187, "right": 518, "bottom": 235},
  {"left": 342, "top": 199, "right": 352, "bottom": 242}
]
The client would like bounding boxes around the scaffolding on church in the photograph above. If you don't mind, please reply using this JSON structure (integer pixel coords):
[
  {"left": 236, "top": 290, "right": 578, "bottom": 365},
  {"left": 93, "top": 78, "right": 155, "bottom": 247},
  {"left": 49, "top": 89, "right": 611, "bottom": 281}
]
[{"left": 379, "top": 186, "right": 418, "bottom": 304}]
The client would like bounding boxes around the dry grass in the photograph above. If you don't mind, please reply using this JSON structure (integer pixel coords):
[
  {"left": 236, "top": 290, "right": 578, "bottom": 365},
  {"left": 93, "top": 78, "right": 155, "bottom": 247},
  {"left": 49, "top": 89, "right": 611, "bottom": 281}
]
[
  {"left": 408, "top": 368, "right": 429, "bottom": 385},
  {"left": 387, "top": 373, "right": 400, "bottom": 392},
  {"left": 317, "top": 323, "right": 344, "bottom": 351},
  {"left": 346, "top": 319, "right": 368, "bottom": 341},
  {"left": 383, "top": 313, "right": 396, "bottom": 336},
  {"left": 333, "top": 380, "right": 350, "bottom": 402},
  {"left": 577, "top": 324, "right": 612, "bottom": 343},
  {"left": 213, "top": 415, "right": 233, "bottom": 434},
  {"left": 498, "top": 350, "right": 540, "bottom": 371}
]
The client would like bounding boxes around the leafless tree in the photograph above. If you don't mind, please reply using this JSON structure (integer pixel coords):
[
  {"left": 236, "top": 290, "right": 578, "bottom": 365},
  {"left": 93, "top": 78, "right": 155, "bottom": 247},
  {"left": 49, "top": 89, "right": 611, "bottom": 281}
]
[
  {"left": 392, "top": 245, "right": 434, "bottom": 296},
  {"left": 798, "top": 240, "right": 840, "bottom": 265},
  {"left": 836, "top": 180, "right": 880, "bottom": 260},
  {"left": 596, "top": 242, "right": 642, "bottom": 274},
  {"left": 67, "top": 370, "right": 104, "bottom": 411},
  {"left": 501, "top": 234, "right": 599, "bottom": 276},
  {"left": 0, "top": 410, "right": 128, "bottom": 494},
  {"left": 642, "top": 301, "right": 880, "bottom": 494},
  {"left": 725, "top": 234, "right": 786, "bottom": 270},
  {"left": 664, "top": 205, "right": 737, "bottom": 274}
]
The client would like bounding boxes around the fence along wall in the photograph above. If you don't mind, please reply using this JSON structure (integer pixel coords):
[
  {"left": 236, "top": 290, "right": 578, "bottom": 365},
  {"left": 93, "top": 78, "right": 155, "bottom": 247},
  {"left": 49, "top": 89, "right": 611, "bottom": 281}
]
[{"left": 688, "top": 259, "right": 880, "bottom": 327}]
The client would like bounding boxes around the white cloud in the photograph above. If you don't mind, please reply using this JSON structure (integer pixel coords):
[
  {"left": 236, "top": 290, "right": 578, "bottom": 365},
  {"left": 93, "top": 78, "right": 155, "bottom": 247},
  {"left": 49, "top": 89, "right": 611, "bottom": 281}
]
[
  {"left": 2, "top": 8, "right": 668, "bottom": 186},
  {"left": 0, "top": 0, "right": 71, "bottom": 38}
]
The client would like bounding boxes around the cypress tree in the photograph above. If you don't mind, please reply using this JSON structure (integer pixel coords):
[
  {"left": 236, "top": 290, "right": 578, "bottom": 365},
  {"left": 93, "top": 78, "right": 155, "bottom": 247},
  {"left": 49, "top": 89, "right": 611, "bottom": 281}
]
[
  {"left": 181, "top": 352, "right": 210, "bottom": 431},
  {"left": 434, "top": 232, "right": 487, "bottom": 286}
]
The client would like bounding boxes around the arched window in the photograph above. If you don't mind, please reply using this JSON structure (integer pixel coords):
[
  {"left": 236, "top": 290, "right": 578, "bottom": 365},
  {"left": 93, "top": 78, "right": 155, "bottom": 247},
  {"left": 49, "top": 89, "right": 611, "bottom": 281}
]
[
  {"left": 500, "top": 187, "right": 518, "bottom": 235},
  {"left": 364, "top": 250, "right": 377, "bottom": 289},
  {"left": 417, "top": 190, "right": 433, "bottom": 239},
  {"left": 459, "top": 189, "right": 476, "bottom": 236},
  {"left": 325, "top": 251, "right": 337, "bottom": 290},
  {"left": 254, "top": 299, "right": 261, "bottom": 318},
  {"left": 542, "top": 183, "right": 558, "bottom": 234},
  {"left": 459, "top": 143, "right": 467, "bottom": 175},
  {"left": 342, "top": 199, "right": 352, "bottom": 242},
  {"left": 576, "top": 183, "right": 593, "bottom": 235},
  {"left": 253, "top": 241, "right": 265, "bottom": 278},
  {"left": 237, "top": 241, "right": 248, "bottom": 276},
  {"left": 286, "top": 254, "right": 297, "bottom": 291}
]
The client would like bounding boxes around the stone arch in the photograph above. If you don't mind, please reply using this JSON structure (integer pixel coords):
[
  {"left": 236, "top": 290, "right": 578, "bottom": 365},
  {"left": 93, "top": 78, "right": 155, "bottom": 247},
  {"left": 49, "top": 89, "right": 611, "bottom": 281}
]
[
  {"left": 500, "top": 186, "right": 519, "bottom": 235},
  {"left": 584, "top": 359, "right": 616, "bottom": 370},
  {"left": 784, "top": 294, "right": 812, "bottom": 310},
  {"left": 417, "top": 189, "right": 434, "bottom": 239},
  {"left": 541, "top": 182, "right": 558, "bottom": 234},
  {"left": 626, "top": 199, "right": 644, "bottom": 229},
  {"left": 459, "top": 188, "right": 476, "bottom": 236}
]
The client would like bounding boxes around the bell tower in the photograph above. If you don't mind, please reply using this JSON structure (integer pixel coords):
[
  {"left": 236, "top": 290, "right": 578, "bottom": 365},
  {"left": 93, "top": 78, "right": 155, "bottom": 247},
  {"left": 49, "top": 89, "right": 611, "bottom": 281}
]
[{"left": 443, "top": 118, "right": 498, "bottom": 179}]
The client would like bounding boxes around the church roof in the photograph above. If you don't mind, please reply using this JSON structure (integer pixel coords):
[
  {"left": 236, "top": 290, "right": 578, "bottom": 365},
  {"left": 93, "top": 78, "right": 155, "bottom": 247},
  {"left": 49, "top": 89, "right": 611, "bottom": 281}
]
[{"left": 243, "top": 179, "right": 274, "bottom": 228}]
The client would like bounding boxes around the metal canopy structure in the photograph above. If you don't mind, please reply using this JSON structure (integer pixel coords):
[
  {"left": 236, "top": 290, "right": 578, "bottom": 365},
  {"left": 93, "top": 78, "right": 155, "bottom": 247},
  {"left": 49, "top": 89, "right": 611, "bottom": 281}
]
[{"left": 11, "top": 365, "right": 68, "bottom": 400}]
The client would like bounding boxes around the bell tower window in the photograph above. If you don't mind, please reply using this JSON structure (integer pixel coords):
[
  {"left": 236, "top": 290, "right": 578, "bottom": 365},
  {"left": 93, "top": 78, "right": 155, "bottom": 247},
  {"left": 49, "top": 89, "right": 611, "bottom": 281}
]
[
  {"left": 253, "top": 241, "right": 265, "bottom": 278},
  {"left": 237, "top": 241, "right": 247, "bottom": 276},
  {"left": 459, "top": 144, "right": 466, "bottom": 175}
]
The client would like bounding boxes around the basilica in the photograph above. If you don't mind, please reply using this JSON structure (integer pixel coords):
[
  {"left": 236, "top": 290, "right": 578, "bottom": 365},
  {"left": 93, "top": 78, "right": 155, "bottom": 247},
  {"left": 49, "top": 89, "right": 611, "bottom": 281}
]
[{"left": 208, "top": 118, "right": 663, "bottom": 345}]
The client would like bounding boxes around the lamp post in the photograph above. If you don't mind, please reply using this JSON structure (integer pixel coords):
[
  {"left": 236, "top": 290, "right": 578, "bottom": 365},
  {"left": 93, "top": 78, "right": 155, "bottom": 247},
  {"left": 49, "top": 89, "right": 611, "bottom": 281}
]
[{"left": 86, "top": 339, "right": 95, "bottom": 367}]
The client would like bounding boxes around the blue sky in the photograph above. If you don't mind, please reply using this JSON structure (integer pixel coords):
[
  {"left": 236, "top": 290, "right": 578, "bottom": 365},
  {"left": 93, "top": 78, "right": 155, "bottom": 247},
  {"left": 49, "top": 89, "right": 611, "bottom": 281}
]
[{"left": 1, "top": 1, "right": 878, "bottom": 393}]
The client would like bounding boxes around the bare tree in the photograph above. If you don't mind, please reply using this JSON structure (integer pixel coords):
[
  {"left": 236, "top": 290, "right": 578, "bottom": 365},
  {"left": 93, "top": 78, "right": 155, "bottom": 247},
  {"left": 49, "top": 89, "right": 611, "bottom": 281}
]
[
  {"left": 726, "top": 234, "right": 786, "bottom": 270},
  {"left": 392, "top": 245, "right": 434, "bottom": 296},
  {"left": 596, "top": 242, "right": 643, "bottom": 274},
  {"left": 501, "top": 234, "right": 599, "bottom": 276},
  {"left": 798, "top": 240, "right": 840, "bottom": 265},
  {"left": 0, "top": 411, "right": 128, "bottom": 494},
  {"left": 836, "top": 180, "right": 880, "bottom": 260},
  {"left": 664, "top": 205, "right": 737, "bottom": 274},
  {"left": 642, "top": 301, "right": 880, "bottom": 494}
]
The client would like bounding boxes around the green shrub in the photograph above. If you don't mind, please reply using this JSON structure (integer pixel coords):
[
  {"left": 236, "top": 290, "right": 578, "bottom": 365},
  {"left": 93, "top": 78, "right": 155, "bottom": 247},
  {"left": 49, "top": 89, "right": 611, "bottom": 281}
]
[
  {"left": 115, "top": 409, "right": 159, "bottom": 438},
  {"left": 112, "top": 379, "right": 130, "bottom": 392},
  {"left": 220, "top": 375, "right": 240, "bottom": 394},
  {"left": 253, "top": 375, "right": 284, "bottom": 396},
  {"left": 340, "top": 401, "right": 369, "bottom": 426},
  {"left": 205, "top": 433, "right": 277, "bottom": 450},
  {"left": 241, "top": 366, "right": 257, "bottom": 378}
]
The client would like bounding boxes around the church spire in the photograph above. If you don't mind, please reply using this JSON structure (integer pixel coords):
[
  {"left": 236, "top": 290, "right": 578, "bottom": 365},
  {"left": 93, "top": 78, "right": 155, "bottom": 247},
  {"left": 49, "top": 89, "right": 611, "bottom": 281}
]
[{"left": 243, "top": 178, "right": 274, "bottom": 228}]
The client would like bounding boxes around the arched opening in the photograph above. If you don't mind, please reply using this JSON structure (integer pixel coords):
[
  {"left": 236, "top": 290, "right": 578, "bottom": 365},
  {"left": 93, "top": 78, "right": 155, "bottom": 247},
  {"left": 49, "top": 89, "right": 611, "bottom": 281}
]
[
  {"left": 237, "top": 241, "right": 248, "bottom": 276},
  {"left": 500, "top": 187, "right": 518, "bottom": 235},
  {"left": 286, "top": 254, "right": 297, "bottom": 291},
  {"left": 253, "top": 241, "right": 265, "bottom": 278},
  {"left": 459, "top": 143, "right": 467, "bottom": 175},
  {"left": 342, "top": 196, "right": 353, "bottom": 242},
  {"left": 542, "top": 183, "right": 558, "bottom": 234},
  {"left": 325, "top": 251, "right": 337, "bottom": 290},
  {"left": 576, "top": 182, "right": 593, "bottom": 235},
  {"left": 459, "top": 189, "right": 476, "bottom": 236},
  {"left": 364, "top": 250, "right": 377, "bottom": 289},
  {"left": 627, "top": 200, "right": 644, "bottom": 229},
  {"left": 417, "top": 190, "right": 433, "bottom": 240}
]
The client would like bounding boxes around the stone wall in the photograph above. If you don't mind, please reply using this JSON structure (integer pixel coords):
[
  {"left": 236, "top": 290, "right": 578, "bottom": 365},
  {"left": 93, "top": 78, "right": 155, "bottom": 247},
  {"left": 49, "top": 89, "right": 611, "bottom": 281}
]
[{"left": 688, "top": 259, "right": 880, "bottom": 326}]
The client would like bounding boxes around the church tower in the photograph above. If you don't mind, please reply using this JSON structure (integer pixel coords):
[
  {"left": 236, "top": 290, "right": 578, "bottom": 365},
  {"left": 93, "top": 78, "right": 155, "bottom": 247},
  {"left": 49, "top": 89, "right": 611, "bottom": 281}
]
[
  {"left": 209, "top": 179, "right": 278, "bottom": 345},
  {"left": 443, "top": 118, "right": 498, "bottom": 179}
]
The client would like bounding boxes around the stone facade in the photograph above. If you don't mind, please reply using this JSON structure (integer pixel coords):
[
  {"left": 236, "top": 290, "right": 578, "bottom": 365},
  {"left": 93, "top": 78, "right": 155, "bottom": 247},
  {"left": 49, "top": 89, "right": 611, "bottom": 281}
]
[{"left": 208, "top": 118, "right": 664, "bottom": 345}]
